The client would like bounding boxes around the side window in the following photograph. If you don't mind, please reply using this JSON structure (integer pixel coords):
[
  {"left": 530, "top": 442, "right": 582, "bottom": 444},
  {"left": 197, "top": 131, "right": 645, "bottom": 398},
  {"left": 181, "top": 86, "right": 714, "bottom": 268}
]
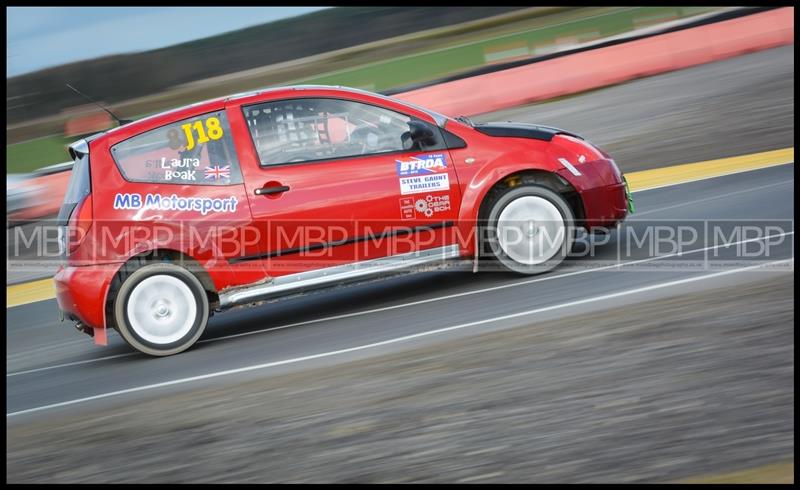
[
  {"left": 242, "top": 98, "right": 445, "bottom": 166},
  {"left": 111, "top": 110, "right": 243, "bottom": 185}
]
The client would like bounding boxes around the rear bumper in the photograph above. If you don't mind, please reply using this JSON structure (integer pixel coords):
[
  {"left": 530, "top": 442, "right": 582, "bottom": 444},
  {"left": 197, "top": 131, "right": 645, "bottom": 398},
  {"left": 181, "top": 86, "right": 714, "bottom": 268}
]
[{"left": 54, "top": 263, "right": 120, "bottom": 331}]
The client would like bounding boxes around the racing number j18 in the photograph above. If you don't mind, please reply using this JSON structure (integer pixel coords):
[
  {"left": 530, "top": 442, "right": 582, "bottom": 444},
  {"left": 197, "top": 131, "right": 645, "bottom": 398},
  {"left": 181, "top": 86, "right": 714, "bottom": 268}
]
[{"left": 176, "top": 116, "right": 224, "bottom": 151}]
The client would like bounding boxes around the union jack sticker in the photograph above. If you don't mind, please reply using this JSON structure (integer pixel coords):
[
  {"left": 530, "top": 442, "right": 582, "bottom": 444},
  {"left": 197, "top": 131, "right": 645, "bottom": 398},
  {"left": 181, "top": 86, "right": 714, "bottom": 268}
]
[{"left": 204, "top": 165, "right": 231, "bottom": 181}]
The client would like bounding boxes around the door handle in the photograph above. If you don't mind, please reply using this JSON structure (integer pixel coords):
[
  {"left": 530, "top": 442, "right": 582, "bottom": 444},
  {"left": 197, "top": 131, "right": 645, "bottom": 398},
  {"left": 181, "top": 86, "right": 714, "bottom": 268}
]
[{"left": 255, "top": 185, "right": 290, "bottom": 196}]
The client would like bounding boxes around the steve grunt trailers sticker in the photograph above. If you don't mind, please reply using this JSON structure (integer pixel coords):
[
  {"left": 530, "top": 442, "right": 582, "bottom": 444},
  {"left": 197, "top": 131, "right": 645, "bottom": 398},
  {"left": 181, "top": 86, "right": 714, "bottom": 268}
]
[{"left": 396, "top": 153, "right": 450, "bottom": 195}]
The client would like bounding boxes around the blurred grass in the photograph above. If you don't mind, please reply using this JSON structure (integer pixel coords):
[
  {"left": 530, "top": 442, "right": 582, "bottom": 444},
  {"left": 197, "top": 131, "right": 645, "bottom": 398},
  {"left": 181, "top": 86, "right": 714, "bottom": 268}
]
[
  {"left": 295, "top": 6, "right": 715, "bottom": 90},
  {"left": 6, "top": 6, "right": 720, "bottom": 173},
  {"left": 6, "top": 135, "right": 75, "bottom": 174}
]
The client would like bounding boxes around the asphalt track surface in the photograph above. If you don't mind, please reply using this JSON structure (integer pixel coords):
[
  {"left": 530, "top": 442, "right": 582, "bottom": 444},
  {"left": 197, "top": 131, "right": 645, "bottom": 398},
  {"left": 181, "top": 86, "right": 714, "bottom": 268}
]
[{"left": 7, "top": 162, "right": 794, "bottom": 420}]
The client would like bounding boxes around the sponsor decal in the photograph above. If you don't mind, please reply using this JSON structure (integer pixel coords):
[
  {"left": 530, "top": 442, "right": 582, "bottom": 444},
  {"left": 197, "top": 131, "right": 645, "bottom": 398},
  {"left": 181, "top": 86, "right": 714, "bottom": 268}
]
[
  {"left": 399, "top": 198, "right": 415, "bottom": 220},
  {"left": 428, "top": 194, "right": 451, "bottom": 212},
  {"left": 397, "top": 153, "right": 450, "bottom": 195},
  {"left": 205, "top": 165, "right": 231, "bottom": 181},
  {"left": 399, "top": 173, "right": 450, "bottom": 195},
  {"left": 417, "top": 194, "right": 451, "bottom": 217},
  {"left": 396, "top": 153, "right": 448, "bottom": 177},
  {"left": 399, "top": 194, "right": 451, "bottom": 219},
  {"left": 113, "top": 193, "right": 238, "bottom": 215}
]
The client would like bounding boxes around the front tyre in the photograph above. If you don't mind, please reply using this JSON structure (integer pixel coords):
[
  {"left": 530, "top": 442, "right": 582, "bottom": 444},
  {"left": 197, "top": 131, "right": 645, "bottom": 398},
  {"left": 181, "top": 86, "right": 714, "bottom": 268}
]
[
  {"left": 113, "top": 263, "right": 209, "bottom": 356},
  {"left": 485, "top": 185, "right": 575, "bottom": 275}
]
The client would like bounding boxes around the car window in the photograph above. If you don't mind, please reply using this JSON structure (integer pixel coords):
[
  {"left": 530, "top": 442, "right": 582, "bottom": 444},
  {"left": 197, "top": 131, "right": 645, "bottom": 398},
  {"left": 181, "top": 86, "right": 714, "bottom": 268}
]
[
  {"left": 242, "top": 98, "right": 444, "bottom": 166},
  {"left": 110, "top": 110, "right": 243, "bottom": 185}
]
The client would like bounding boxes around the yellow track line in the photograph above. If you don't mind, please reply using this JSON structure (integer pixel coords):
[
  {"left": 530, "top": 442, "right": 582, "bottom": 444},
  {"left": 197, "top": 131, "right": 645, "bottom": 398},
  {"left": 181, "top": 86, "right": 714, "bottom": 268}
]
[
  {"left": 5, "top": 147, "right": 794, "bottom": 308},
  {"left": 677, "top": 461, "right": 794, "bottom": 484},
  {"left": 7, "top": 278, "right": 56, "bottom": 308},
  {"left": 626, "top": 147, "right": 794, "bottom": 191}
]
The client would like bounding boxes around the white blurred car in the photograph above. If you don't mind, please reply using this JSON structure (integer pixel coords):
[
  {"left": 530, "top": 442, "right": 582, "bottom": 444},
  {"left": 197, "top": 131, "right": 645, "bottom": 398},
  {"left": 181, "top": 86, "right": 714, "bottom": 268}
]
[{"left": 6, "top": 162, "right": 73, "bottom": 226}]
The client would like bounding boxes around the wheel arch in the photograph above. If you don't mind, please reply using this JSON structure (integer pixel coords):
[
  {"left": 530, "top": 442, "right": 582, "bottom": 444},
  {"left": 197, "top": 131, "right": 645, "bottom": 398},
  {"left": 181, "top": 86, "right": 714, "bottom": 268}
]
[
  {"left": 105, "top": 249, "right": 219, "bottom": 331},
  {"left": 475, "top": 169, "right": 586, "bottom": 225}
]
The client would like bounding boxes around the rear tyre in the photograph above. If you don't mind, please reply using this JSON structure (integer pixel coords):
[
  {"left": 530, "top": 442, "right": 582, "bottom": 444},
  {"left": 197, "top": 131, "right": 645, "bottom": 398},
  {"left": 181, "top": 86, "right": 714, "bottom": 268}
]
[
  {"left": 484, "top": 185, "right": 575, "bottom": 275},
  {"left": 113, "top": 262, "right": 209, "bottom": 356}
]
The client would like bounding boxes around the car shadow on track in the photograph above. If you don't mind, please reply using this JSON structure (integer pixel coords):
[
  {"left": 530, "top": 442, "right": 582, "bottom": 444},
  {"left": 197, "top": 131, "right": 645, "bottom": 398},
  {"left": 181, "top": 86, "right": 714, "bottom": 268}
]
[
  {"left": 199, "top": 233, "right": 623, "bottom": 343},
  {"left": 200, "top": 268, "right": 519, "bottom": 342}
]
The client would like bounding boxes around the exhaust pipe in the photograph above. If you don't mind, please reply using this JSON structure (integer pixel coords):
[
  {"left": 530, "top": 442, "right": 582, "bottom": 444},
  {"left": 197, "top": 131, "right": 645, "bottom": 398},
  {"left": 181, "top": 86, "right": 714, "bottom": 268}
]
[{"left": 74, "top": 321, "right": 94, "bottom": 338}]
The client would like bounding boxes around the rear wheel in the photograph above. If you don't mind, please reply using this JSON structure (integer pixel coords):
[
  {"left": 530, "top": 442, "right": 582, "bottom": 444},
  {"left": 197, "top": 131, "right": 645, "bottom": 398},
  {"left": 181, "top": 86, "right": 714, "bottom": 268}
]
[
  {"left": 484, "top": 185, "right": 575, "bottom": 275},
  {"left": 113, "top": 262, "right": 209, "bottom": 356}
]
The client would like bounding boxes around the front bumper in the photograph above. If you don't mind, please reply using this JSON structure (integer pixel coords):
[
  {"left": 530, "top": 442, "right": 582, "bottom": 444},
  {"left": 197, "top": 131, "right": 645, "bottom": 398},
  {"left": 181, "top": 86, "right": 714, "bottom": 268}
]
[
  {"left": 556, "top": 158, "right": 630, "bottom": 229},
  {"left": 580, "top": 182, "right": 629, "bottom": 229}
]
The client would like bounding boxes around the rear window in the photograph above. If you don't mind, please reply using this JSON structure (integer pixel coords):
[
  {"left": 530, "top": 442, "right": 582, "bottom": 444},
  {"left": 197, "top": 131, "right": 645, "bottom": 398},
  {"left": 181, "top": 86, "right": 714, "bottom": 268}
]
[{"left": 110, "top": 110, "right": 242, "bottom": 185}]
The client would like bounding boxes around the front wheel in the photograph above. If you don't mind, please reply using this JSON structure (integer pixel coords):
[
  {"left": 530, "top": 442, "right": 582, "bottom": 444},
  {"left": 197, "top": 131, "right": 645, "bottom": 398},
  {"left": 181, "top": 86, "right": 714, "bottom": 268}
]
[
  {"left": 484, "top": 185, "right": 575, "bottom": 275},
  {"left": 113, "top": 262, "right": 209, "bottom": 356}
]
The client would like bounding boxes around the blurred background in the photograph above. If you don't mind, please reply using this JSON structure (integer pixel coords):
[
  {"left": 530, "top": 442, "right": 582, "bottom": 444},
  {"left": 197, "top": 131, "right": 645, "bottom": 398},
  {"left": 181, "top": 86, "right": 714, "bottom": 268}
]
[
  {"left": 6, "top": 6, "right": 794, "bottom": 483},
  {"left": 7, "top": 6, "right": 720, "bottom": 220}
]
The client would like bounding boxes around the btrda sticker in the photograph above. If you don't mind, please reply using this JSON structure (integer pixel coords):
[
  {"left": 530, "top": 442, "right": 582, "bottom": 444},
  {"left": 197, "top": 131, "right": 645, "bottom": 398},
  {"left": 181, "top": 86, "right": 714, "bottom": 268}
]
[
  {"left": 396, "top": 153, "right": 450, "bottom": 195},
  {"left": 396, "top": 154, "right": 447, "bottom": 177}
]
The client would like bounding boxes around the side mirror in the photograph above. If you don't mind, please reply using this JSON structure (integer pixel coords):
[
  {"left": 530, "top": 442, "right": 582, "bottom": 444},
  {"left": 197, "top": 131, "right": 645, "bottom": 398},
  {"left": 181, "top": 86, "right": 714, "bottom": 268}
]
[{"left": 408, "top": 120, "right": 437, "bottom": 147}]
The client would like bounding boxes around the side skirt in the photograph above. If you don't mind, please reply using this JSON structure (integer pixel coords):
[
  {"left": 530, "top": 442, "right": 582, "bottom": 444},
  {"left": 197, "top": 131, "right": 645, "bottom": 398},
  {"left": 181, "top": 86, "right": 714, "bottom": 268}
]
[{"left": 218, "top": 245, "right": 462, "bottom": 310}]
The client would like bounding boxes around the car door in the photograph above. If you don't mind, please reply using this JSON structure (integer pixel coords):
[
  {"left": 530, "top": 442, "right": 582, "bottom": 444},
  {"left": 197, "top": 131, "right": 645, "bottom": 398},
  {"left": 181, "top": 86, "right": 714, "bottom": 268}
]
[{"left": 227, "top": 96, "right": 462, "bottom": 278}]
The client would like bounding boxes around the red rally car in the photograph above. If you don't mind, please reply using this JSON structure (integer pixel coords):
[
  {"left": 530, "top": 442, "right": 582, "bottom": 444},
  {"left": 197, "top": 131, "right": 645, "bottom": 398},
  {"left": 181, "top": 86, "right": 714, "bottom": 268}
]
[{"left": 54, "top": 85, "right": 630, "bottom": 356}]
